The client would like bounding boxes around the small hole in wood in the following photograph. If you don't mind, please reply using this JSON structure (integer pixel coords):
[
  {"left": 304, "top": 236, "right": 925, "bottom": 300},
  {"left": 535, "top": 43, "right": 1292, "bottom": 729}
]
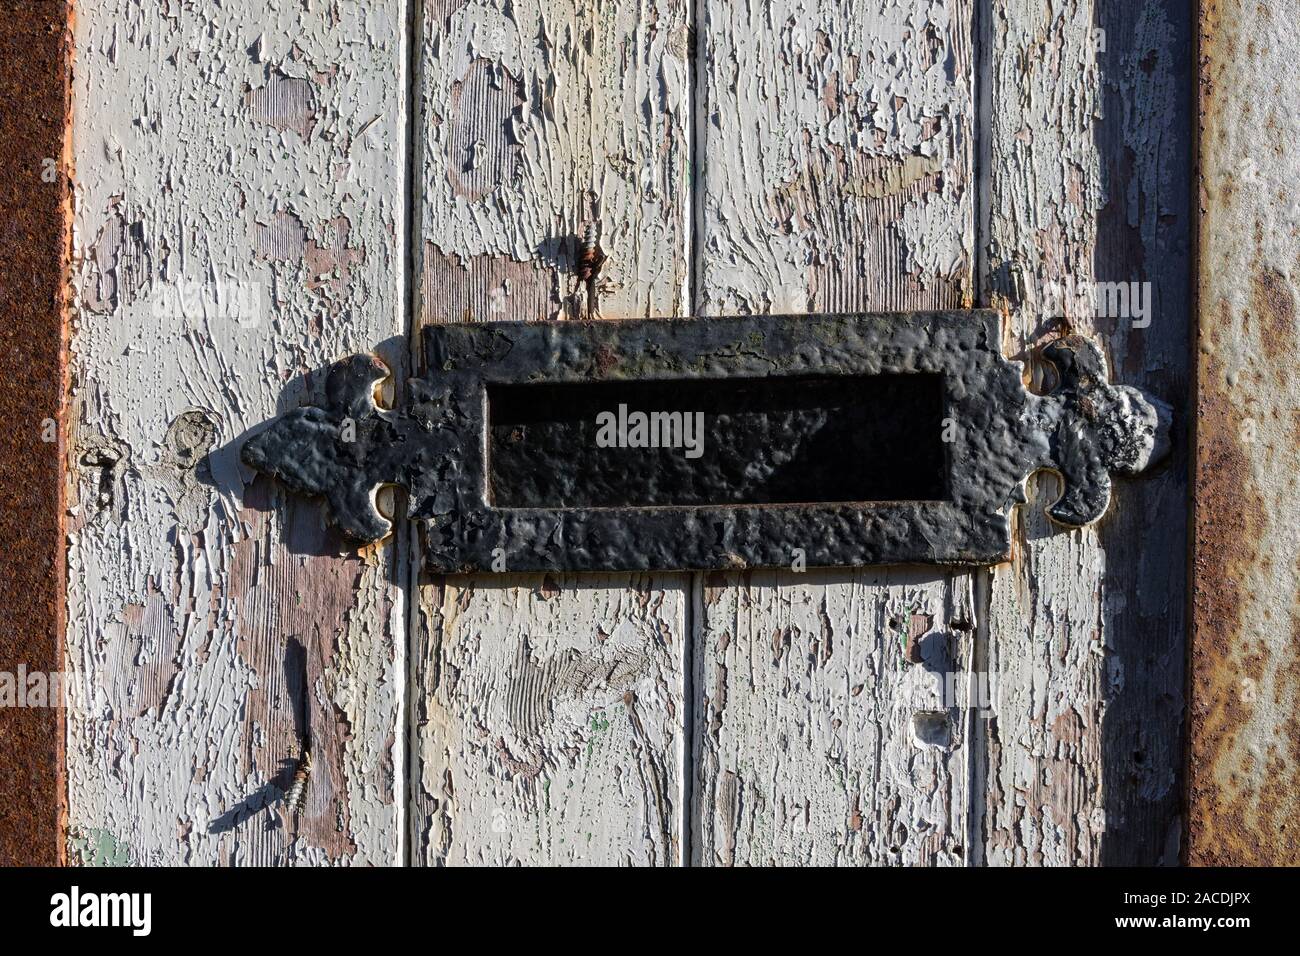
[{"left": 912, "top": 710, "right": 951, "bottom": 748}]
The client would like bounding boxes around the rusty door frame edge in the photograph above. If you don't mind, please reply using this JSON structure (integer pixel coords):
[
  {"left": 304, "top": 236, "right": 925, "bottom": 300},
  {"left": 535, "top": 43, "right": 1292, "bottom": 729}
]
[
  {"left": 0, "top": 0, "right": 73, "bottom": 867},
  {"left": 1186, "top": 0, "right": 1300, "bottom": 865}
]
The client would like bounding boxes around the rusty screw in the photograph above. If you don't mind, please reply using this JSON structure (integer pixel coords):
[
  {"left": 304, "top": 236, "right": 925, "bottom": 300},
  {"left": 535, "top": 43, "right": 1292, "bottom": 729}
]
[
  {"left": 282, "top": 750, "right": 312, "bottom": 819},
  {"left": 577, "top": 223, "right": 606, "bottom": 284}
]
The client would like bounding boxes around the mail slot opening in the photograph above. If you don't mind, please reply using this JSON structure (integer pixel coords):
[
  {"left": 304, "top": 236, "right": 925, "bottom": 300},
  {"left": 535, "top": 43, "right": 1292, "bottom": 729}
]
[{"left": 487, "top": 374, "right": 949, "bottom": 508}]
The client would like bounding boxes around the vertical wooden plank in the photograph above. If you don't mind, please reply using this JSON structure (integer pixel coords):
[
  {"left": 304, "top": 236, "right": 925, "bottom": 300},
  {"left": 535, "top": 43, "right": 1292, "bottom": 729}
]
[
  {"left": 1189, "top": 0, "right": 1300, "bottom": 865},
  {"left": 410, "top": 0, "right": 691, "bottom": 865},
  {"left": 978, "top": 0, "right": 1191, "bottom": 865},
  {"left": 692, "top": 0, "right": 978, "bottom": 865},
  {"left": 413, "top": 574, "right": 685, "bottom": 864},
  {"left": 66, "top": 2, "right": 408, "bottom": 865},
  {"left": 696, "top": 571, "right": 977, "bottom": 865},
  {"left": 417, "top": 0, "right": 690, "bottom": 322},
  {"left": 0, "top": 0, "right": 72, "bottom": 866}
]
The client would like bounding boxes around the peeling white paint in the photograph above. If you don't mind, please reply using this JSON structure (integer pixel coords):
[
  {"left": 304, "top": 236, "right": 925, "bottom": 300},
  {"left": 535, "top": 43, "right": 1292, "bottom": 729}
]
[
  {"left": 66, "top": 1, "right": 408, "bottom": 865},
  {"left": 64, "top": 0, "right": 1189, "bottom": 868},
  {"left": 695, "top": 571, "right": 976, "bottom": 865},
  {"left": 420, "top": 0, "right": 690, "bottom": 321},
  {"left": 414, "top": 575, "right": 686, "bottom": 865},
  {"left": 979, "top": 0, "right": 1189, "bottom": 866},
  {"left": 696, "top": 0, "right": 974, "bottom": 315},
  {"left": 898, "top": 186, "right": 971, "bottom": 281},
  {"left": 411, "top": 0, "right": 692, "bottom": 866},
  {"left": 689, "top": 0, "right": 978, "bottom": 867}
]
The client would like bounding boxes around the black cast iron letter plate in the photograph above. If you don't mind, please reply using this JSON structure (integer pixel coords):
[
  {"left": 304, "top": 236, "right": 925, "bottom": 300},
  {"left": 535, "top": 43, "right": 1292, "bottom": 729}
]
[{"left": 242, "top": 311, "right": 1170, "bottom": 572}]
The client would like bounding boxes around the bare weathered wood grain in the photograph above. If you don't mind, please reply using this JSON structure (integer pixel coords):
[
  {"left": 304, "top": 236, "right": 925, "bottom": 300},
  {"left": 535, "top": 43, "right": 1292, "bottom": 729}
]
[
  {"left": 66, "top": 2, "right": 408, "bottom": 865},
  {"left": 690, "top": 0, "right": 978, "bottom": 866},
  {"left": 63, "top": 0, "right": 1195, "bottom": 868},
  {"left": 417, "top": 0, "right": 690, "bottom": 323},
  {"left": 413, "top": 574, "right": 686, "bottom": 864},
  {"left": 410, "top": 0, "right": 691, "bottom": 865},
  {"left": 976, "top": 0, "right": 1190, "bottom": 865},
  {"left": 695, "top": 570, "right": 977, "bottom": 865}
]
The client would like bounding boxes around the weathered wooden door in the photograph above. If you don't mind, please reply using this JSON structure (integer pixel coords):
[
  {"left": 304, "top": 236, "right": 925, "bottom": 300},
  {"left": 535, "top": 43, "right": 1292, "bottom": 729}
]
[{"left": 62, "top": 0, "right": 1190, "bottom": 865}]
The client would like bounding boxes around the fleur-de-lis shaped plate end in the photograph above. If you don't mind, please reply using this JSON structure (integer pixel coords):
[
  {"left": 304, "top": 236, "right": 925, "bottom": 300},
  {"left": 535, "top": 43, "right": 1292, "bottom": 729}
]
[
  {"left": 1036, "top": 335, "right": 1173, "bottom": 528},
  {"left": 241, "top": 355, "right": 398, "bottom": 542}
]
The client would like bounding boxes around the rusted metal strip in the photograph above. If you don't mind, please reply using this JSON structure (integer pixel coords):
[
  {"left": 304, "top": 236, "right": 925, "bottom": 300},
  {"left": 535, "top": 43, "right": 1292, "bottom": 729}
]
[
  {"left": 0, "top": 1, "right": 72, "bottom": 866},
  {"left": 1188, "top": 0, "right": 1300, "bottom": 864}
]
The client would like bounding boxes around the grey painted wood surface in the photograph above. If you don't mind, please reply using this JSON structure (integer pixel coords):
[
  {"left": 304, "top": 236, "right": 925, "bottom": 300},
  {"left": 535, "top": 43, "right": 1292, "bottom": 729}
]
[
  {"left": 66, "top": 0, "right": 1192, "bottom": 864},
  {"left": 67, "top": 1, "right": 409, "bottom": 865},
  {"left": 409, "top": 0, "right": 692, "bottom": 865},
  {"left": 977, "top": 0, "right": 1190, "bottom": 866},
  {"left": 689, "top": 0, "right": 978, "bottom": 866}
]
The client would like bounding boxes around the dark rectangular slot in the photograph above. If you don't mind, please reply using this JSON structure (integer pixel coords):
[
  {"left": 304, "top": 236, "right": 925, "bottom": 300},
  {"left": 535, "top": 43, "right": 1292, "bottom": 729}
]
[{"left": 488, "top": 374, "right": 948, "bottom": 508}]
